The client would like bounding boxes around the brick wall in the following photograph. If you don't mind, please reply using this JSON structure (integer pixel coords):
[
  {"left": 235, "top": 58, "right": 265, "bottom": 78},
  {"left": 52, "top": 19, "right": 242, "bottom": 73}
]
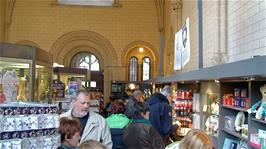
[
  {"left": 8, "top": 0, "right": 160, "bottom": 102},
  {"left": 181, "top": 0, "right": 199, "bottom": 72},
  {"left": 227, "top": 0, "right": 266, "bottom": 62},
  {"left": 202, "top": 0, "right": 219, "bottom": 67},
  {"left": 9, "top": 0, "right": 160, "bottom": 67},
  {"left": 164, "top": 0, "right": 182, "bottom": 76}
]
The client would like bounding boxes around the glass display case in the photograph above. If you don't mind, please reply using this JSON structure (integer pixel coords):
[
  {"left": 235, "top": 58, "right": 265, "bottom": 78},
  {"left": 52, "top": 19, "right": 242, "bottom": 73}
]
[
  {"left": 0, "top": 43, "right": 53, "bottom": 103},
  {"left": 110, "top": 81, "right": 153, "bottom": 100},
  {"left": 53, "top": 67, "right": 89, "bottom": 95}
]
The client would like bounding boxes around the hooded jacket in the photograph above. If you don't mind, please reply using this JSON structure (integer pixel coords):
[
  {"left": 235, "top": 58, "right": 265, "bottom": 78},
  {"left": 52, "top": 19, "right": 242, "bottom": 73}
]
[
  {"left": 106, "top": 114, "right": 131, "bottom": 149},
  {"left": 148, "top": 92, "right": 173, "bottom": 138},
  {"left": 123, "top": 118, "right": 165, "bottom": 149}
]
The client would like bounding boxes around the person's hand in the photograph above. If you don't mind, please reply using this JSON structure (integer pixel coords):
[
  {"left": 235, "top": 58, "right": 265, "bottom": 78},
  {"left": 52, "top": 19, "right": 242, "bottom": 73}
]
[
  {"left": 172, "top": 124, "right": 179, "bottom": 132},
  {"left": 170, "top": 124, "right": 181, "bottom": 141},
  {"left": 170, "top": 124, "right": 180, "bottom": 141}
]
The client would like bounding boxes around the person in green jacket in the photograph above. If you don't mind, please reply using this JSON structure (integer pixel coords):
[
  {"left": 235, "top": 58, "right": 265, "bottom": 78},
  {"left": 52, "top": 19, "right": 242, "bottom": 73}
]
[{"left": 106, "top": 100, "right": 131, "bottom": 149}]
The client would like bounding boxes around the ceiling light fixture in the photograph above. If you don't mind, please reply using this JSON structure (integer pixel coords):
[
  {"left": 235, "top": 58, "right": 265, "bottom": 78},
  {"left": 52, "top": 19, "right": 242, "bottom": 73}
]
[{"left": 139, "top": 47, "right": 144, "bottom": 53}]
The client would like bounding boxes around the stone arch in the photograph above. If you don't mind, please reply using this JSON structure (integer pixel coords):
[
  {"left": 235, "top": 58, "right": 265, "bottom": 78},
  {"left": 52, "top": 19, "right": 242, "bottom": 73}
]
[
  {"left": 63, "top": 45, "right": 104, "bottom": 70},
  {"left": 121, "top": 41, "right": 159, "bottom": 66},
  {"left": 121, "top": 41, "right": 159, "bottom": 80},
  {"left": 49, "top": 30, "right": 118, "bottom": 67},
  {"left": 16, "top": 40, "right": 40, "bottom": 48}
]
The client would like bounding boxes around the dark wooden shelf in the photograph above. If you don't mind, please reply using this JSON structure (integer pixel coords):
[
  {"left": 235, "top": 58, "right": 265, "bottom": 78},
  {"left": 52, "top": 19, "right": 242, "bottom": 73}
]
[
  {"left": 208, "top": 134, "right": 218, "bottom": 139},
  {"left": 251, "top": 117, "right": 266, "bottom": 125},
  {"left": 221, "top": 105, "right": 248, "bottom": 112},
  {"left": 221, "top": 128, "right": 249, "bottom": 142}
]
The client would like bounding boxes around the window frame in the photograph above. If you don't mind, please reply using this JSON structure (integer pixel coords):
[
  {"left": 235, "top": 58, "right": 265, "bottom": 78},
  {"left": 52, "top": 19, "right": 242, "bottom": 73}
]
[
  {"left": 142, "top": 57, "right": 151, "bottom": 81},
  {"left": 129, "top": 56, "right": 138, "bottom": 81},
  {"left": 70, "top": 52, "right": 100, "bottom": 71}
]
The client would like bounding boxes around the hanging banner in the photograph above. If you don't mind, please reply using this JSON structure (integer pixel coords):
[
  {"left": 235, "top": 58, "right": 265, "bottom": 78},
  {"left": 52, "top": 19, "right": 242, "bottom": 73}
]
[
  {"left": 174, "top": 30, "right": 182, "bottom": 70},
  {"left": 181, "top": 18, "right": 190, "bottom": 68},
  {"left": 174, "top": 18, "right": 190, "bottom": 70}
]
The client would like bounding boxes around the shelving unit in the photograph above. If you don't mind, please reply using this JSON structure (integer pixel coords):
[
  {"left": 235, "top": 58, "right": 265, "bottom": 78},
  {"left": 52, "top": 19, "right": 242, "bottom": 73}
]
[
  {"left": 221, "top": 128, "right": 249, "bottom": 142},
  {"left": 221, "top": 105, "right": 248, "bottom": 112},
  {"left": 110, "top": 81, "right": 153, "bottom": 100},
  {"left": 251, "top": 117, "right": 266, "bottom": 125},
  {"left": 248, "top": 81, "right": 266, "bottom": 149},
  {"left": 173, "top": 84, "right": 198, "bottom": 136},
  {"left": 153, "top": 56, "right": 266, "bottom": 149}
]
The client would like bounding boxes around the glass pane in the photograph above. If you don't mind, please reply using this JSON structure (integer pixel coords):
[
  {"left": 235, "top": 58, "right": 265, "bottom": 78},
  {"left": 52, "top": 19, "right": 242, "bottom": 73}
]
[
  {"left": 81, "top": 63, "right": 89, "bottom": 69},
  {"left": 90, "top": 62, "right": 100, "bottom": 71},
  {"left": 35, "top": 65, "right": 52, "bottom": 102},
  {"left": 129, "top": 57, "right": 137, "bottom": 81},
  {"left": 71, "top": 52, "right": 100, "bottom": 70},
  {"left": 0, "top": 57, "right": 32, "bottom": 102},
  {"left": 91, "top": 55, "right": 96, "bottom": 63},
  {"left": 142, "top": 57, "right": 150, "bottom": 81},
  {"left": 85, "top": 56, "right": 90, "bottom": 63}
]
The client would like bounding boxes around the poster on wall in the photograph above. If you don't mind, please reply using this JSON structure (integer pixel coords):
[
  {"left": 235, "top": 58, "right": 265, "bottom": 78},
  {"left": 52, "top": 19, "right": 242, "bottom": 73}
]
[
  {"left": 174, "top": 30, "right": 182, "bottom": 70},
  {"left": 174, "top": 18, "right": 190, "bottom": 70}
]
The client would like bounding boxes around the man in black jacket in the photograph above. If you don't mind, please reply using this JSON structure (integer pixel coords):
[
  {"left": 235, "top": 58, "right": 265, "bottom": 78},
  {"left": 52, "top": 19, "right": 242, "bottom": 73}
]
[
  {"left": 148, "top": 85, "right": 178, "bottom": 142},
  {"left": 125, "top": 90, "right": 144, "bottom": 119}
]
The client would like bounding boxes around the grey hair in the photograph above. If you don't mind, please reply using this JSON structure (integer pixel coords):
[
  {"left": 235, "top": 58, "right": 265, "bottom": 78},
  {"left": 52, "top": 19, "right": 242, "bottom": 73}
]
[
  {"left": 74, "top": 89, "right": 90, "bottom": 101},
  {"left": 132, "top": 90, "right": 143, "bottom": 98},
  {"left": 160, "top": 85, "right": 173, "bottom": 97}
]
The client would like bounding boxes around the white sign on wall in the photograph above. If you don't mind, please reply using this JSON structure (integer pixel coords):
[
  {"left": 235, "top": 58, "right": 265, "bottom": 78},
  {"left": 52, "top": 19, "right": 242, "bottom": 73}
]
[
  {"left": 174, "top": 18, "right": 190, "bottom": 70},
  {"left": 174, "top": 30, "right": 182, "bottom": 70}
]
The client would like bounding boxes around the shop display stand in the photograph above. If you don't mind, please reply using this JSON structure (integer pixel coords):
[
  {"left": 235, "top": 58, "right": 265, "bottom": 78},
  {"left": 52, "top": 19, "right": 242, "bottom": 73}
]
[
  {"left": 0, "top": 43, "right": 53, "bottom": 103},
  {"left": 248, "top": 81, "right": 266, "bottom": 149},
  {"left": 219, "top": 81, "right": 250, "bottom": 149},
  {"left": 218, "top": 80, "right": 266, "bottom": 149},
  {"left": 0, "top": 102, "right": 60, "bottom": 149},
  {"left": 202, "top": 89, "right": 220, "bottom": 148},
  {"left": 153, "top": 56, "right": 266, "bottom": 149},
  {"left": 173, "top": 83, "right": 200, "bottom": 137}
]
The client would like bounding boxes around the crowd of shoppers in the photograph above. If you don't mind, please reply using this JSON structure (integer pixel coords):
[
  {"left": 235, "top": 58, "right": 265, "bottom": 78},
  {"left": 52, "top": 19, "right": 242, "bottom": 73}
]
[
  {"left": 60, "top": 89, "right": 112, "bottom": 148},
  {"left": 58, "top": 87, "right": 212, "bottom": 149}
]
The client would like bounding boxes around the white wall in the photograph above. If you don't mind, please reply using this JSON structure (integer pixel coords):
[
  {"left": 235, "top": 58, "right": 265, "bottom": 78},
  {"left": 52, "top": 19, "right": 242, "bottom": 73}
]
[
  {"left": 227, "top": 0, "right": 266, "bottom": 62},
  {"left": 181, "top": 0, "right": 199, "bottom": 72},
  {"left": 202, "top": 0, "right": 219, "bottom": 67}
]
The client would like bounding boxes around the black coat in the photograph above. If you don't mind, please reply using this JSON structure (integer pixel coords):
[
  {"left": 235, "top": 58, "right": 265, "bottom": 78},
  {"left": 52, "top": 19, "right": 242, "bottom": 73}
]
[
  {"left": 148, "top": 93, "right": 173, "bottom": 138},
  {"left": 110, "top": 128, "right": 124, "bottom": 149},
  {"left": 123, "top": 119, "right": 165, "bottom": 149},
  {"left": 124, "top": 96, "right": 137, "bottom": 119}
]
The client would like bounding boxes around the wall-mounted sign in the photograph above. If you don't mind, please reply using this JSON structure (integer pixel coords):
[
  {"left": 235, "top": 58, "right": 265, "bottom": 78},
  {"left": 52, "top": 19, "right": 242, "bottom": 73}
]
[{"left": 174, "top": 18, "right": 190, "bottom": 70}]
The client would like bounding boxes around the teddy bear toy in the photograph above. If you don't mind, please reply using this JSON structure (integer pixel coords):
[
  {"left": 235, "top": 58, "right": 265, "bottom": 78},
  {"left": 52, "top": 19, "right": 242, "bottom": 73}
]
[{"left": 248, "top": 84, "right": 266, "bottom": 121}]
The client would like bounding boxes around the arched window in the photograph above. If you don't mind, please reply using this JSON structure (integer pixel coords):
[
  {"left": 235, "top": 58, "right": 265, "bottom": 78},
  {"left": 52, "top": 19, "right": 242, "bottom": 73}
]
[
  {"left": 71, "top": 52, "right": 100, "bottom": 70},
  {"left": 142, "top": 57, "right": 150, "bottom": 81},
  {"left": 129, "top": 57, "right": 138, "bottom": 81}
]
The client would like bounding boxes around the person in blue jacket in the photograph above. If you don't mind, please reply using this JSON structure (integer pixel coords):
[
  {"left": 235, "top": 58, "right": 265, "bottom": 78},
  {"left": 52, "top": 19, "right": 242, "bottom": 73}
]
[
  {"left": 106, "top": 100, "right": 131, "bottom": 149},
  {"left": 148, "top": 85, "right": 178, "bottom": 143}
]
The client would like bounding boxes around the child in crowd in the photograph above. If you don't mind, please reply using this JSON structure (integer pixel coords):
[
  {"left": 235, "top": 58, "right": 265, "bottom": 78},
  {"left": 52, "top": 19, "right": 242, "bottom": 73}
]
[
  {"left": 58, "top": 117, "right": 81, "bottom": 149},
  {"left": 123, "top": 102, "right": 165, "bottom": 149},
  {"left": 78, "top": 140, "right": 107, "bottom": 149}
]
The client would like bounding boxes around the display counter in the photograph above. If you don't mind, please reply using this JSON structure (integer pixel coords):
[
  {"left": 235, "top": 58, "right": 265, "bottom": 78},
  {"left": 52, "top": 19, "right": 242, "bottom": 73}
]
[
  {"left": 153, "top": 56, "right": 266, "bottom": 149},
  {"left": 0, "top": 43, "right": 53, "bottom": 103}
]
